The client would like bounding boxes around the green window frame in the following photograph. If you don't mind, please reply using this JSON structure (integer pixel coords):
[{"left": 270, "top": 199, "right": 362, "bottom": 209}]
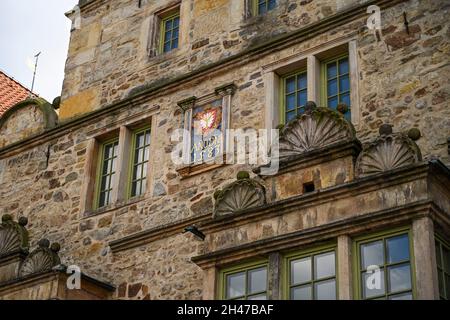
[
  {"left": 218, "top": 261, "right": 268, "bottom": 300},
  {"left": 254, "top": 0, "right": 277, "bottom": 15},
  {"left": 95, "top": 139, "right": 119, "bottom": 209},
  {"left": 280, "top": 70, "right": 308, "bottom": 124},
  {"left": 128, "top": 127, "right": 151, "bottom": 198},
  {"left": 284, "top": 245, "right": 337, "bottom": 300},
  {"left": 321, "top": 54, "right": 351, "bottom": 120},
  {"left": 435, "top": 236, "right": 450, "bottom": 300},
  {"left": 160, "top": 12, "right": 180, "bottom": 53},
  {"left": 353, "top": 228, "right": 416, "bottom": 300}
]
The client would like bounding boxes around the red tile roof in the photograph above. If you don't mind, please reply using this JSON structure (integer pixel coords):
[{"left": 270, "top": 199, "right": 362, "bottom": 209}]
[{"left": 0, "top": 70, "right": 35, "bottom": 117}]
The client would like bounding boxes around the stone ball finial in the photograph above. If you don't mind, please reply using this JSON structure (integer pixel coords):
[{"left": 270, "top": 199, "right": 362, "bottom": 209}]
[
  {"left": 237, "top": 171, "right": 250, "bottom": 180},
  {"left": 304, "top": 101, "right": 317, "bottom": 113},
  {"left": 407, "top": 128, "right": 421, "bottom": 141},
  {"left": 337, "top": 103, "right": 349, "bottom": 115},
  {"left": 50, "top": 242, "right": 61, "bottom": 253},
  {"left": 379, "top": 124, "right": 393, "bottom": 136},
  {"left": 38, "top": 238, "right": 50, "bottom": 248},
  {"left": 18, "top": 216, "right": 28, "bottom": 226},
  {"left": 2, "top": 214, "right": 13, "bottom": 222}
]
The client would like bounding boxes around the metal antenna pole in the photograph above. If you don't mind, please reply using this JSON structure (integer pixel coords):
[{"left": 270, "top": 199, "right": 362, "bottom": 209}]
[{"left": 30, "top": 52, "right": 41, "bottom": 96}]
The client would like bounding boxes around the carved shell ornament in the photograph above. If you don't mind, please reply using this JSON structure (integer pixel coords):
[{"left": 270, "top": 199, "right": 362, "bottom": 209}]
[
  {"left": 278, "top": 102, "right": 356, "bottom": 161},
  {"left": 355, "top": 125, "right": 422, "bottom": 177},
  {"left": 0, "top": 214, "right": 29, "bottom": 257},
  {"left": 213, "top": 171, "right": 266, "bottom": 217},
  {"left": 18, "top": 238, "right": 61, "bottom": 277}
]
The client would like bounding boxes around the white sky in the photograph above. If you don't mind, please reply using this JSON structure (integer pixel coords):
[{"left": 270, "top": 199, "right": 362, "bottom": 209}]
[{"left": 0, "top": 0, "right": 78, "bottom": 101}]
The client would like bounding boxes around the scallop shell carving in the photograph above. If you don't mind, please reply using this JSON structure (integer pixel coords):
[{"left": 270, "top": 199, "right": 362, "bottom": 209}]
[
  {"left": 355, "top": 133, "right": 422, "bottom": 177},
  {"left": 214, "top": 177, "right": 266, "bottom": 218},
  {"left": 0, "top": 215, "right": 29, "bottom": 257},
  {"left": 279, "top": 107, "right": 355, "bottom": 160},
  {"left": 18, "top": 240, "right": 61, "bottom": 277}
]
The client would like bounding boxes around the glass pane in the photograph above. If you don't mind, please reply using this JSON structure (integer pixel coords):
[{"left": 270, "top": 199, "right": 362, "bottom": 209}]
[
  {"left": 446, "top": 274, "right": 450, "bottom": 299},
  {"left": 107, "top": 190, "right": 112, "bottom": 205},
  {"left": 361, "top": 240, "right": 384, "bottom": 269},
  {"left": 388, "top": 264, "right": 411, "bottom": 293},
  {"left": 285, "top": 77, "right": 295, "bottom": 94},
  {"left": 338, "top": 58, "right": 349, "bottom": 74},
  {"left": 172, "top": 28, "right": 179, "bottom": 40},
  {"left": 291, "top": 285, "right": 312, "bottom": 300},
  {"left": 387, "top": 234, "right": 410, "bottom": 264},
  {"left": 226, "top": 272, "right": 245, "bottom": 299},
  {"left": 328, "top": 96, "right": 338, "bottom": 109},
  {"left": 286, "top": 94, "right": 296, "bottom": 111},
  {"left": 327, "top": 78, "right": 338, "bottom": 97},
  {"left": 165, "top": 19, "right": 172, "bottom": 30},
  {"left": 327, "top": 62, "right": 337, "bottom": 78},
  {"left": 101, "top": 175, "right": 109, "bottom": 191},
  {"left": 113, "top": 142, "right": 119, "bottom": 156},
  {"left": 144, "top": 146, "right": 150, "bottom": 162},
  {"left": 389, "top": 292, "right": 412, "bottom": 300},
  {"left": 173, "top": 17, "right": 179, "bottom": 28},
  {"left": 134, "top": 180, "right": 141, "bottom": 196},
  {"left": 314, "top": 251, "right": 335, "bottom": 280},
  {"left": 136, "top": 133, "right": 145, "bottom": 148},
  {"left": 339, "top": 74, "right": 350, "bottom": 93},
  {"left": 138, "top": 148, "right": 144, "bottom": 163},
  {"left": 111, "top": 157, "right": 117, "bottom": 172},
  {"left": 291, "top": 257, "right": 311, "bottom": 285},
  {"left": 164, "top": 30, "right": 172, "bottom": 42},
  {"left": 99, "top": 192, "right": 106, "bottom": 207},
  {"left": 102, "top": 159, "right": 110, "bottom": 175},
  {"left": 258, "top": 3, "right": 266, "bottom": 14},
  {"left": 286, "top": 111, "right": 296, "bottom": 122},
  {"left": 136, "top": 165, "right": 143, "bottom": 179},
  {"left": 141, "top": 179, "right": 147, "bottom": 194},
  {"left": 297, "top": 73, "right": 307, "bottom": 90},
  {"left": 247, "top": 294, "right": 267, "bottom": 300},
  {"left": 104, "top": 144, "right": 113, "bottom": 159},
  {"left": 444, "top": 247, "right": 450, "bottom": 272},
  {"left": 145, "top": 131, "right": 151, "bottom": 145},
  {"left": 435, "top": 242, "right": 442, "bottom": 267},
  {"left": 298, "top": 91, "right": 307, "bottom": 108},
  {"left": 142, "top": 162, "right": 148, "bottom": 179},
  {"left": 362, "top": 268, "right": 385, "bottom": 299},
  {"left": 314, "top": 279, "right": 336, "bottom": 300},
  {"left": 164, "top": 42, "right": 171, "bottom": 53},
  {"left": 172, "top": 39, "right": 179, "bottom": 49},
  {"left": 131, "top": 181, "right": 137, "bottom": 197},
  {"left": 340, "top": 93, "right": 350, "bottom": 107},
  {"left": 268, "top": 0, "right": 277, "bottom": 10},
  {"left": 248, "top": 267, "right": 267, "bottom": 294},
  {"left": 110, "top": 172, "right": 115, "bottom": 189}
]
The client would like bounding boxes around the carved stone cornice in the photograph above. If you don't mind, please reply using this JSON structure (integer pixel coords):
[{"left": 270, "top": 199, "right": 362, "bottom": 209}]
[
  {"left": 213, "top": 171, "right": 266, "bottom": 218},
  {"left": 177, "top": 96, "right": 197, "bottom": 111},
  {"left": 355, "top": 125, "right": 422, "bottom": 178},
  {"left": 0, "top": 215, "right": 29, "bottom": 258}
]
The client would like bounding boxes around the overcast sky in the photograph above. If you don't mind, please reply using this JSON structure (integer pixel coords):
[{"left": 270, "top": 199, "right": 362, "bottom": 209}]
[{"left": 0, "top": 0, "right": 78, "bottom": 101}]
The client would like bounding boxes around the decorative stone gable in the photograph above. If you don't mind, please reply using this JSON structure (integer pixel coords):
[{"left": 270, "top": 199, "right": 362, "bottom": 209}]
[
  {"left": 213, "top": 171, "right": 266, "bottom": 218},
  {"left": 278, "top": 102, "right": 356, "bottom": 161},
  {"left": 355, "top": 125, "right": 422, "bottom": 178},
  {"left": 0, "top": 214, "right": 29, "bottom": 257},
  {"left": 0, "top": 98, "right": 58, "bottom": 149}
]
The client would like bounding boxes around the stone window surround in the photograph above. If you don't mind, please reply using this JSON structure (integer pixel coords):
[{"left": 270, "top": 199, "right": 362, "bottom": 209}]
[
  {"left": 262, "top": 35, "right": 361, "bottom": 135},
  {"left": 80, "top": 109, "right": 159, "bottom": 216},
  {"left": 175, "top": 83, "right": 236, "bottom": 178},
  {"left": 147, "top": 1, "right": 183, "bottom": 58}
]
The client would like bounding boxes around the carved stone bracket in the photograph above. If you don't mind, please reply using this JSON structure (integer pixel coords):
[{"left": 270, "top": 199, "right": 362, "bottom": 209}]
[
  {"left": 278, "top": 102, "right": 356, "bottom": 162},
  {"left": 0, "top": 214, "right": 29, "bottom": 257},
  {"left": 18, "top": 239, "right": 61, "bottom": 278},
  {"left": 213, "top": 171, "right": 266, "bottom": 218},
  {"left": 355, "top": 125, "right": 422, "bottom": 177}
]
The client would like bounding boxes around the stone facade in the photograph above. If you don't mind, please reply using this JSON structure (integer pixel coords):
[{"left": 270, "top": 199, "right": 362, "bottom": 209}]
[{"left": 0, "top": 0, "right": 449, "bottom": 300}]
